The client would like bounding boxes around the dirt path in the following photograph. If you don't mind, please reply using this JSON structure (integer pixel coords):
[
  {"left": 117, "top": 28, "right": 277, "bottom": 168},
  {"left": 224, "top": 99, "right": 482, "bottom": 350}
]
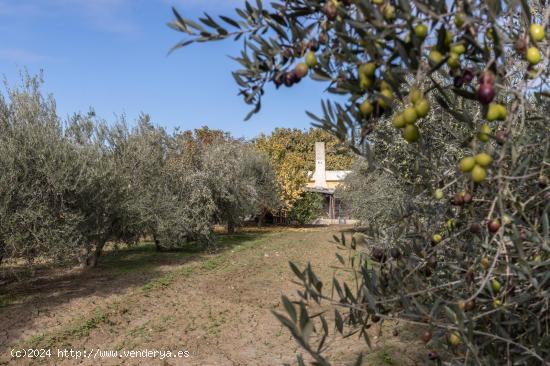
[{"left": 0, "top": 227, "right": 420, "bottom": 366}]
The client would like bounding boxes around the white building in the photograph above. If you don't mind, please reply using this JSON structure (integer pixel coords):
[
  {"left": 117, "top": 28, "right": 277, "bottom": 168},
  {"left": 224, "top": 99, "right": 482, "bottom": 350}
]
[{"left": 305, "top": 142, "right": 354, "bottom": 223}]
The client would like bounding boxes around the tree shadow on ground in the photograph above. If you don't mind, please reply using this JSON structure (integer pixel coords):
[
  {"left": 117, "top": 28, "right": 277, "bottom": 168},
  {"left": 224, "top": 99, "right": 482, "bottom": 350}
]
[{"left": 0, "top": 232, "right": 266, "bottom": 353}]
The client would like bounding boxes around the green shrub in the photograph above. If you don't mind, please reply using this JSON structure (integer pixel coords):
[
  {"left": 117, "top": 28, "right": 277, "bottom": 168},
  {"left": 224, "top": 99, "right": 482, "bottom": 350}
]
[{"left": 288, "top": 192, "right": 324, "bottom": 225}]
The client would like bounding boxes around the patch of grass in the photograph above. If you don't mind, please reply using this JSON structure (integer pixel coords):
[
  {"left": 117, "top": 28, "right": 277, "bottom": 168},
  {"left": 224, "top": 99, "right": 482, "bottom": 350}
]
[
  {"left": 200, "top": 233, "right": 269, "bottom": 272},
  {"left": 214, "top": 233, "right": 268, "bottom": 252},
  {"left": 201, "top": 256, "right": 225, "bottom": 271},
  {"left": 100, "top": 233, "right": 266, "bottom": 276},
  {"left": 141, "top": 276, "right": 172, "bottom": 291},
  {"left": 141, "top": 265, "right": 196, "bottom": 292},
  {"left": 364, "top": 345, "right": 401, "bottom": 365},
  {"left": 380, "top": 351, "right": 394, "bottom": 364},
  {"left": 67, "top": 310, "right": 110, "bottom": 339},
  {"left": 128, "top": 324, "right": 150, "bottom": 340},
  {"left": 24, "top": 334, "right": 46, "bottom": 347},
  {"left": 0, "top": 292, "right": 26, "bottom": 308},
  {"left": 19, "top": 310, "right": 111, "bottom": 350},
  {"left": 151, "top": 315, "right": 173, "bottom": 333},
  {"left": 0, "top": 294, "right": 10, "bottom": 308},
  {"left": 100, "top": 243, "right": 195, "bottom": 275},
  {"left": 139, "top": 234, "right": 265, "bottom": 291},
  {"left": 184, "top": 315, "right": 197, "bottom": 333},
  {"left": 204, "top": 309, "right": 229, "bottom": 336}
]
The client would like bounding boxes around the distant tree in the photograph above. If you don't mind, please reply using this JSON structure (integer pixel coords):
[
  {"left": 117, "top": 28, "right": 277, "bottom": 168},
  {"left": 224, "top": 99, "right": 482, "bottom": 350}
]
[
  {"left": 109, "top": 115, "right": 173, "bottom": 251},
  {"left": 201, "top": 139, "right": 280, "bottom": 233},
  {"left": 159, "top": 127, "right": 280, "bottom": 236},
  {"left": 64, "top": 113, "right": 142, "bottom": 267}
]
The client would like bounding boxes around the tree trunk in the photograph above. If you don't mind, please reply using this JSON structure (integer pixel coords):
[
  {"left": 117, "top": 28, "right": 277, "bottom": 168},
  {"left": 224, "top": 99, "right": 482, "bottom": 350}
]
[
  {"left": 257, "top": 210, "right": 265, "bottom": 227},
  {"left": 86, "top": 241, "right": 106, "bottom": 268},
  {"left": 153, "top": 233, "right": 163, "bottom": 252},
  {"left": 0, "top": 239, "right": 4, "bottom": 266},
  {"left": 227, "top": 220, "right": 236, "bottom": 234}
]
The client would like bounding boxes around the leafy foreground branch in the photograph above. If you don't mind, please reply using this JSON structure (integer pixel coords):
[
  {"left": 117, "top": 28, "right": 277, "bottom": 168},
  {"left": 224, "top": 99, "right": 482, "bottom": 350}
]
[{"left": 171, "top": 0, "right": 550, "bottom": 364}]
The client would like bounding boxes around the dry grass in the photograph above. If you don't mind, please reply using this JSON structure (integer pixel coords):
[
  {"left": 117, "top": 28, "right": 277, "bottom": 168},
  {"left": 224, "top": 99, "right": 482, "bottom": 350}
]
[{"left": 0, "top": 226, "right": 423, "bottom": 365}]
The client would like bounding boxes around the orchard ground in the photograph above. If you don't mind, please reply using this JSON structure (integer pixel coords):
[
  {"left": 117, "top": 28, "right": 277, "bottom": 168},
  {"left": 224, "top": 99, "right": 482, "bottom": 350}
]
[{"left": 0, "top": 227, "right": 422, "bottom": 365}]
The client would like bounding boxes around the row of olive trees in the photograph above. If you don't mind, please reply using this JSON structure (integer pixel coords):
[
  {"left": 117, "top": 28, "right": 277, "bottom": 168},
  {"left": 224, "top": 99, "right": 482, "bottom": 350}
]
[{"left": 0, "top": 75, "right": 280, "bottom": 271}]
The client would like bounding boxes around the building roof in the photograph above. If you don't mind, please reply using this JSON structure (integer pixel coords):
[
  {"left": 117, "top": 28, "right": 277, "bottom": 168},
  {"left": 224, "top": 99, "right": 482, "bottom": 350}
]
[
  {"left": 325, "top": 170, "right": 350, "bottom": 181},
  {"left": 304, "top": 186, "right": 336, "bottom": 194},
  {"left": 307, "top": 170, "right": 351, "bottom": 181}
]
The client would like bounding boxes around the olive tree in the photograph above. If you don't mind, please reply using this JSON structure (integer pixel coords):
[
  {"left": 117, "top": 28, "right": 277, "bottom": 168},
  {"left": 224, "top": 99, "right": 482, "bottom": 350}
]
[
  {"left": 0, "top": 75, "right": 81, "bottom": 267},
  {"left": 336, "top": 158, "right": 406, "bottom": 228},
  {"left": 171, "top": 1, "right": 550, "bottom": 364},
  {"left": 194, "top": 137, "right": 280, "bottom": 233},
  {"left": 0, "top": 75, "right": 141, "bottom": 269}
]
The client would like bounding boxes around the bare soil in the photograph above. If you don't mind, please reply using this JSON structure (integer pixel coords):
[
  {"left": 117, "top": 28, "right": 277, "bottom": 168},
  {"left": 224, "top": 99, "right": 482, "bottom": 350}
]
[{"left": 0, "top": 227, "right": 422, "bottom": 365}]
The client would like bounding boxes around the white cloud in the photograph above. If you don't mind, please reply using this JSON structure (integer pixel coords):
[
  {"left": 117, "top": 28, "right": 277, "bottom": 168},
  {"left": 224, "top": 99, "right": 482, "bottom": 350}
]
[
  {"left": 0, "top": 48, "right": 53, "bottom": 63},
  {"left": 56, "top": 0, "right": 139, "bottom": 34},
  {"left": 0, "top": 1, "right": 42, "bottom": 16},
  {"left": 0, "top": 0, "right": 138, "bottom": 35}
]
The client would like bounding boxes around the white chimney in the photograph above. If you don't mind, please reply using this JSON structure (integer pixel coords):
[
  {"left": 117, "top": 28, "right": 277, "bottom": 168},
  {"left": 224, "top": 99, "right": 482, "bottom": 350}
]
[{"left": 314, "top": 142, "right": 327, "bottom": 188}]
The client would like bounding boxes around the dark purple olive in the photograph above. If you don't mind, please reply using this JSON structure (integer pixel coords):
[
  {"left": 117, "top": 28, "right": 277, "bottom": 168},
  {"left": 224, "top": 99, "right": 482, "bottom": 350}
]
[
  {"left": 372, "top": 247, "right": 387, "bottom": 263},
  {"left": 454, "top": 76, "right": 464, "bottom": 88},
  {"left": 477, "top": 83, "right": 495, "bottom": 104},
  {"left": 273, "top": 74, "right": 283, "bottom": 88},
  {"left": 479, "top": 71, "right": 495, "bottom": 85},
  {"left": 452, "top": 192, "right": 464, "bottom": 206},
  {"left": 470, "top": 222, "right": 482, "bottom": 234},
  {"left": 520, "top": 229, "right": 528, "bottom": 241},
  {"left": 463, "top": 69, "right": 474, "bottom": 83},
  {"left": 462, "top": 192, "right": 473, "bottom": 203},
  {"left": 515, "top": 38, "right": 527, "bottom": 54},
  {"left": 390, "top": 247, "right": 402, "bottom": 259},
  {"left": 282, "top": 48, "right": 294, "bottom": 59},
  {"left": 283, "top": 71, "right": 297, "bottom": 87},
  {"left": 309, "top": 39, "right": 320, "bottom": 52},
  {"left": 495, "top": 130, "right": 508, "bottom": 145},
  {"left": 428, "top": 351, "right": 439, "bottom": 360},
  {"left": 464, "top": 299, "right": 476, "bottom": 311}
]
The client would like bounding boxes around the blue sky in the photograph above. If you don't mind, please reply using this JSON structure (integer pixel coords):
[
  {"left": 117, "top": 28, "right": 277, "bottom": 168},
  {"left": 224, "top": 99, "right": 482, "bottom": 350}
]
[{"left": 0, "top": 0, "right": 330, "bottom": 139}]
